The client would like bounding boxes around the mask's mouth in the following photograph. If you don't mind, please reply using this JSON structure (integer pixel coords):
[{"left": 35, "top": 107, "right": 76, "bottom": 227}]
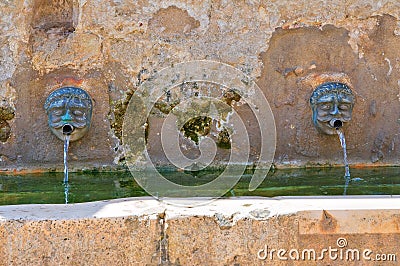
[
  {"left": 62, "top": 124, "right": 74, "bottom": 135},
  {"left": 329, "top": 119, "right": 343, "bottom": 129},
  {"left": 52, "top": 121, "right": 87, "bottom": 129}
]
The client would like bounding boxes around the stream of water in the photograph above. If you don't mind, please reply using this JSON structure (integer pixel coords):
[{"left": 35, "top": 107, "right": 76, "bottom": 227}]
[
  {"left": 336, "top": 128, "right": 350, "bottom": 195},
  {"left": 63, "top": 135, "right": 70, "bottom": 204}
]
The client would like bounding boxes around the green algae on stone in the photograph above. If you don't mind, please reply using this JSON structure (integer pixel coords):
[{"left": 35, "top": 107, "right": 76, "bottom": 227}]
[
  {"left": 216, "top": 128, "right": 231, "bottom": 149},
  {"left": 0, "top": 120, "right": 11, "bottom": 142},
  {"left": 181, "top": 116, "right": 212, "bottom": 144},
  {"left": 109, "top": 91, "right": 133, "bottom": 141},
  {"left": 0, "top": 106, "right": 15, "bottom": 121},
  {"left": 0, "top": 104, "right": 15, "bottom": 142}
]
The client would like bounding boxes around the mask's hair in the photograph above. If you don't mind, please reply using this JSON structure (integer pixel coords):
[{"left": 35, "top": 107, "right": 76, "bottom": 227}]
[
  {"left": 310, "top": 82, "right": 353, "bottom": 105},
  {"left": 44, "top": 87, "right": 92, "bottom": 111}
]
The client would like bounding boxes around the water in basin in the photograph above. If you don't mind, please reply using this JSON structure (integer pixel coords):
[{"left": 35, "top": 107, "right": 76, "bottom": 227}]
[{"left": 0, "top": 167, "right": 399, "bottom": 205}]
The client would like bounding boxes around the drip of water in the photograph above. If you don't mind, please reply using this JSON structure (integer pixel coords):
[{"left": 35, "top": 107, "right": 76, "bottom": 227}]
[
  {"left": 336, "top": 128, "right": 350, "bottom": 195},
  {"left": 64, "top": 181, "right": 69, "bottom": 204},
  {"left": 343, "top": 175, "right": 350, "bottom": 196},
  {"left": 63, "top": 135, "right": 70, "bottom": 204},
  {"left": 63, "top": 135, "right": 70, "bottom": 182}
]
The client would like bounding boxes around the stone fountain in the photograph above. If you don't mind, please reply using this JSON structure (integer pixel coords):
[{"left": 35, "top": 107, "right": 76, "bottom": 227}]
[
  {"left": 44, "top": 86, "right": 93, "bottom": 202},
  {"left": 0, "top": 0, "right": 399, "bottom": 264}
]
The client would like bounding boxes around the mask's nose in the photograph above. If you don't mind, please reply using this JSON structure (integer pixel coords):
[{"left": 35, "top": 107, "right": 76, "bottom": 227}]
[
  {"left": 61, "top": 109, "right": 73, "bottom": 122},
  {"left": 329, "top": 104, "right": 340, "bottom": 116}
]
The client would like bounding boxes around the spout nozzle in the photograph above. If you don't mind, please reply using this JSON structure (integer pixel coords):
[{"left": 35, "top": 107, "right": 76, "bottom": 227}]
[
  {"left": 62, "top": 124, "right": 74, "bottom": 135},
  {"left": 330, "top": 119, "right": 343, "bottom": 129}
]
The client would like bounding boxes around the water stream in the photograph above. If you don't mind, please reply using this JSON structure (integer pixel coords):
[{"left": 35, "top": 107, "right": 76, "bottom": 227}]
[
  {"left": 336, "top": 128, "right": 350, "bottom": 195},
  {"left": 63, "top": 135, "right": 70, "bottom": 204}
]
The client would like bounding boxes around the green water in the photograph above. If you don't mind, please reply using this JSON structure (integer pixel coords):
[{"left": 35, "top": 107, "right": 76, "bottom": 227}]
[{"left": 0, "top": 167, "right": 399, "bottom": 205}]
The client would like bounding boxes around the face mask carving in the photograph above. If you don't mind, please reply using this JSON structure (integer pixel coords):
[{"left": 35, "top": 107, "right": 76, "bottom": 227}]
[
  {"left": 310, "top": 82, "right": 354, "bottom": 135},
  {"left": 44, "top": 87, "right": 93, "bottom": 141}
]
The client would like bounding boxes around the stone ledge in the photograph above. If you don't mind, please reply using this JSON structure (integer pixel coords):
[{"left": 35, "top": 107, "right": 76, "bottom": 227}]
[
  {"left": 0, "top": 196, "right": 399, "bottom": 221},
  {"left": 0, "top": 197, "right": 399, "bottom": 265}
]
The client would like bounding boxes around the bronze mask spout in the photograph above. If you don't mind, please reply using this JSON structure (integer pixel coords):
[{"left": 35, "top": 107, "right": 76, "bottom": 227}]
[
  {"left": 329, "top": 118, "right": 343, "bottom": 129},
  {"left": 62, "top": 124, "right": 74, "bottom": 135},
  {"left": 44, "top": 87, "right": 93, "bottom": 141},
  {"left": 310, "top": 82, "right": 354, "bottom": 135}
]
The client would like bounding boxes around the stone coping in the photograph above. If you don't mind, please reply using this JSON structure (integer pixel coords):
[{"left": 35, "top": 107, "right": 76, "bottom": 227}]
[
  {"left": 0, "top": 195, "right": 399, "bottom": 222},
  {"left": 1, "top": 196, "right": 399, "bottom": 265}
]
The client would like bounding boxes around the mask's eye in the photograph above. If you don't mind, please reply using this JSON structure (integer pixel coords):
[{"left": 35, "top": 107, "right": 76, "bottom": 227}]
[
  {"left": 319, "top": 104, "right": 332, "bottom": 111},
  {"left": 50, "top": 108, "right": 64, "bottom": 116},
  {"left": 339, "top": 104, "right": 350, "bottom": 111},
  {"left": 72, "top": 110, "right": 84, "bottom": 116}
]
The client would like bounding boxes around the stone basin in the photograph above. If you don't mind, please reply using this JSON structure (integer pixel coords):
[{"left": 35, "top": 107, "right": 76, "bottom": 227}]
[{"left": 0, "top": 196, "right": 399, "bottom": 265}]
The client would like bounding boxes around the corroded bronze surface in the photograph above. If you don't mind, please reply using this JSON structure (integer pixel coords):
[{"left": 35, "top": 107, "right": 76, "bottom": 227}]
[
  {"left": 44, "top": 87, "right": 93, "bottom": 142},
  {"left": 310, "top": 82, "right": 354, "bottom": 135}
]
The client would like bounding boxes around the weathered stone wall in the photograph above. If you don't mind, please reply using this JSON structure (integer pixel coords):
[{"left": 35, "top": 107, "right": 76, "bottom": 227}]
[{"left": 1, "top": 0, "right": 400, "bottom": 170}]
